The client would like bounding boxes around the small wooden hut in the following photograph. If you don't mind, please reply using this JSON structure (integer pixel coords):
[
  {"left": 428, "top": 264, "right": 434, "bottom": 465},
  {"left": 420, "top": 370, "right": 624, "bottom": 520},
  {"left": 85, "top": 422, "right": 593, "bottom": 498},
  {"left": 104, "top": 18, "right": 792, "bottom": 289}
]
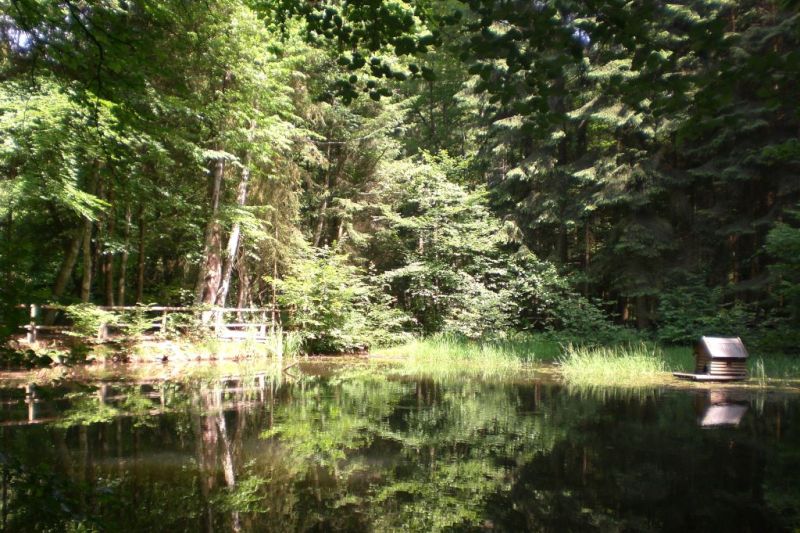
[{"left": 673, "top": 336, "right": 749, "bottom": 382}]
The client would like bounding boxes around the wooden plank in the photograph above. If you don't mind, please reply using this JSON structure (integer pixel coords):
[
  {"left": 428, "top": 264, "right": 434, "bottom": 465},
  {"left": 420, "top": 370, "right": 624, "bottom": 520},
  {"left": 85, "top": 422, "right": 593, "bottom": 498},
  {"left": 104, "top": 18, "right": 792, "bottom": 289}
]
[{"left": 672, "top": 372, "right": 746, "bottom": 382}]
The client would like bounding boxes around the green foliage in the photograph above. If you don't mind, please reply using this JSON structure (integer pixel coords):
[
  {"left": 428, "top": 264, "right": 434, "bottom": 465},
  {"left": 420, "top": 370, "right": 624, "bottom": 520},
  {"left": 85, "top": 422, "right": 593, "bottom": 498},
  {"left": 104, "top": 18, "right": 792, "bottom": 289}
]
[
  {"left": 55, "top": 392, "right": 121, "bottom": 428},
  {"left": 121, "top": 305, "right": 158, "bottom": 340},
  {"left": 0, "top": 0, "right": 798, "bottom": 355},
  {"left": 506, "top": 253, "right": 635, "bottom": 343},
  {"left": 375, "top": 153, "right": 514, "bottom": 337},
  {"left": 765, "top": 207, "right": 800, "bottom": 336},
  {"left": 64, "top": 304, "right": 119, "bottom": 340},
  {"left": 0, "top": 346, "right": 54, "bottom": 369},
  {"left": 656, "top": 278, "right": 754, "bottom": 345},
  {"left": 277, "top": 247, "right": 410, "bottom": 352}
]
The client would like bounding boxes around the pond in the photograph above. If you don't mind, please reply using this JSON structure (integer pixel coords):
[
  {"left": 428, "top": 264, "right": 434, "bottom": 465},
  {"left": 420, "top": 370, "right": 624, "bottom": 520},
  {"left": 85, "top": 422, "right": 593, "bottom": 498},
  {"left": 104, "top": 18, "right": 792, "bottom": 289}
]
[{"left": 1, "top": 362, "right": 798, "bottom": 532}]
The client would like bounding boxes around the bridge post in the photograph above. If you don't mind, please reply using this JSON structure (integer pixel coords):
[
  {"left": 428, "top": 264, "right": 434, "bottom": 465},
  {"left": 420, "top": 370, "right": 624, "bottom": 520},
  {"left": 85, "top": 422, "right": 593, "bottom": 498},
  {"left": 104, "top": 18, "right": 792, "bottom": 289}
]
[
  {"left": 26, "top": 304, "right": 38, "bottom": 343},
  {"left": 215, "top": 308, "right": 223, "bottom": 336}
]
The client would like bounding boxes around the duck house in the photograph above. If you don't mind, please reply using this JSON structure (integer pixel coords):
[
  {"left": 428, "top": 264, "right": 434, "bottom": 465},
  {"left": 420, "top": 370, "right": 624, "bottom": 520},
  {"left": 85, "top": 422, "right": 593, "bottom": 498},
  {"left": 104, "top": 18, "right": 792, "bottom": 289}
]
[{"left": 673, "top": 336, "right": 749, "bottom": 382}]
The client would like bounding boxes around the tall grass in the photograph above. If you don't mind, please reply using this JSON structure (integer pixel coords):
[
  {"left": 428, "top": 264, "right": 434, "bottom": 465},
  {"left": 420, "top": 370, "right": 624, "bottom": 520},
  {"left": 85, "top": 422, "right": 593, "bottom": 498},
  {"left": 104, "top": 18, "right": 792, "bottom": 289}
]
[
  {"left": 558, "top": 343, "right": 669, "bottom": 387},
  {"left": 377, "top": 333, "right": 555, "bottom": 379}
]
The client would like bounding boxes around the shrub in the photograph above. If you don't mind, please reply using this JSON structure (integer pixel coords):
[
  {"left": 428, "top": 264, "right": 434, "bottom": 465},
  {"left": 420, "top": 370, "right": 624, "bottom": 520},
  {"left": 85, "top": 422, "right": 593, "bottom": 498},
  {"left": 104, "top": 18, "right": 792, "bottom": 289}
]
[
  {"left": 655, "top": 277, "right": 754, "bottom": 345},
  {"left": 278, "top": 247, "right": 411, "bottom": 353},
  {"left": 63, "top": 303, "right": 119, "bottom": 341}
]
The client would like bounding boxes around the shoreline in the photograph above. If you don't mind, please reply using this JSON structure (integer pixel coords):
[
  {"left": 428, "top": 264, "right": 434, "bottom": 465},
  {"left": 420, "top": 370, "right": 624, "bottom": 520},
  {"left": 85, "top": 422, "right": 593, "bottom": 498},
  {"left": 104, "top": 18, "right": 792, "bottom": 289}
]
[{"left": 2, "top": 354, "right": 799, "bottom": 395}]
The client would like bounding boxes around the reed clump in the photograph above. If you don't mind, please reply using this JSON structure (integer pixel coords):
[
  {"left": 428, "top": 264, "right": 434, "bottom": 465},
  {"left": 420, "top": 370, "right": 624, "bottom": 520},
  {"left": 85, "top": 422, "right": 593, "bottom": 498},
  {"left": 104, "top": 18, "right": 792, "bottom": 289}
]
[
  {"left": 377, "top": 334, "right": 551, "bottom": 379},
  {"left": 558, "top": 343, "right": 669, "bottom": 387}
]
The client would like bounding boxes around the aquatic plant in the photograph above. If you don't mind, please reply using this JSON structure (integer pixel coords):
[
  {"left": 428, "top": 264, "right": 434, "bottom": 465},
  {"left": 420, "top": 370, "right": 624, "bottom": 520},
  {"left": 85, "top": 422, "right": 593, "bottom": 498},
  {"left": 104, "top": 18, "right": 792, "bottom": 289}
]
[
  {"left": 558, "top": 343, "right": 669, "bottom": 387},
  {"left": 377, "top": 333, "right": 549, "bottom": 380}
]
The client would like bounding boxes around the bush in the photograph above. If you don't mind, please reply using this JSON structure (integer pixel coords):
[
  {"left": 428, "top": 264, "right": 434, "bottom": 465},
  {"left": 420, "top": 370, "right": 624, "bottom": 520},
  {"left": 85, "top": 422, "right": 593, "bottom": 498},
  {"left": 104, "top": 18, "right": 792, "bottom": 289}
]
[
  {"left": 63, "top": 303, "right": 119, "bottom": 341},
  {"left": 506, "top": 252, "right": 636, "bottom": 344},
  {"left": 121, "top": 304, "right": 158, "bottom": 340},
  {"left": 655, "top": 277, "right": 754, "bottom": 345},
  {"left": 278, "top": 247, "right": 411, "bottom": 353}
]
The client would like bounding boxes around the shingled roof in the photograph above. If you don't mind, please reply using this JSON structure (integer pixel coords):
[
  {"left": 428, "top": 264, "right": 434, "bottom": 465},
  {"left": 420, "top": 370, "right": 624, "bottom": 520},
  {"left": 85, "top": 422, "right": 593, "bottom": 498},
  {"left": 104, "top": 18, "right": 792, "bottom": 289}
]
[{"left": 698, "top": 337, "right": 749, "bottom": 359}]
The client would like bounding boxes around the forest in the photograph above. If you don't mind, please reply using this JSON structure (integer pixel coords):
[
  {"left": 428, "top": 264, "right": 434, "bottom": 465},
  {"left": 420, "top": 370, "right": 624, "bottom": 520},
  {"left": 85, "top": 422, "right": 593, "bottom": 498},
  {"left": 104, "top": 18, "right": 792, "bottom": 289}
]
[{"left": 1, "top": 0, "right": 799, "bottom": 357}]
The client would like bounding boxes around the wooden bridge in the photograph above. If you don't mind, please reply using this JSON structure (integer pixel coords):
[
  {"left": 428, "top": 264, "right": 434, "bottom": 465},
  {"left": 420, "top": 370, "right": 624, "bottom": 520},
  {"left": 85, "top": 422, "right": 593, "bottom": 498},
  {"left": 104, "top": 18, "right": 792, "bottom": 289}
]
[
  {"left": 19, "top": 304, "right": 284, "bottom": 344},
  {"left": 2, "top": 371, "right": 288, "bottom": 427}
]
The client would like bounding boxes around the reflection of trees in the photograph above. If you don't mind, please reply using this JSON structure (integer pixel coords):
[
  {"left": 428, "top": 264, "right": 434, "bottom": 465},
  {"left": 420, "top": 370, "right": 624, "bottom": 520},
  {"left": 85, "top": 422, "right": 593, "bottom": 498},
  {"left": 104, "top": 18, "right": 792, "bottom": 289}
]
[
  {"left": 247, "top": 375, "right": 567, "bottom": 531},
  {"left": 489, "top": 392, "right": 794, "bottom": 532},
  {"left": 1, "top": 374, "right": 798, "bottom": 532}
]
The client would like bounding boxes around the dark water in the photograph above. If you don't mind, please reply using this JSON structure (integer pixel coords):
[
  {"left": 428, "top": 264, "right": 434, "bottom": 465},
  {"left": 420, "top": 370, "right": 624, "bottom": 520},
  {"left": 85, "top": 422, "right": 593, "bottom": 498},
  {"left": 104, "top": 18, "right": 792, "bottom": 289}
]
[{"left": 1, "top": 365, "right": 799, "bottom": 532}]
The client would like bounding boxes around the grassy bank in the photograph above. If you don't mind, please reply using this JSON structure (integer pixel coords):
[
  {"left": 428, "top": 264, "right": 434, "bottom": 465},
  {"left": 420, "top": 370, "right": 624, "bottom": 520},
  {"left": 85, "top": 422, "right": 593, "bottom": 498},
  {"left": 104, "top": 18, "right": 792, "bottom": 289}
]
[
  {"left": 376, "top": 335, "right": 800, "bottom": 389},
  {"left": 375, "top": 334, "right": 558, "bottom": 379},
  {"left": 559, "top": 343, "right": 800, "bottom": 388},
  {"left": 558, "top": 343, "right": 670, "bottom": 387}
]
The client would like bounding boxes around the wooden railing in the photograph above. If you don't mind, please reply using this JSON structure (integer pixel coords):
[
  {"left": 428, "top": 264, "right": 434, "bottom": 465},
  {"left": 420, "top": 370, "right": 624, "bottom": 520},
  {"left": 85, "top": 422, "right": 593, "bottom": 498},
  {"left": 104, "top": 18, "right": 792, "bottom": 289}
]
[{"left": 19, "top": 304, "right": 283, "bottom": 343}]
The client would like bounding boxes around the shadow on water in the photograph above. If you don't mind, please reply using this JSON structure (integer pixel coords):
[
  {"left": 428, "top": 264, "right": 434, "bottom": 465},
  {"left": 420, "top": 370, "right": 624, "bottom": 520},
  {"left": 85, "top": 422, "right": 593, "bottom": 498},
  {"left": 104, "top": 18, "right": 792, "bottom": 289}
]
[{"left": 1, "top": 364, "right": 799, "bottom": 532}]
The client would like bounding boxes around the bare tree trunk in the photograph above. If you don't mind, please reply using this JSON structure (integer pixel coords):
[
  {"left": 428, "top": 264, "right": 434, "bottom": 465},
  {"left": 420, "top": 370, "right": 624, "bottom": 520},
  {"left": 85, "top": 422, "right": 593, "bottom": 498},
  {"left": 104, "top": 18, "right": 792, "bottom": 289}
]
[
  {"left": 196, "top": 157, "right": 225, "bottom": 306},
  {"left": 196, "top": 71, "right": 232, "bottom": 307},
  {"left": 75, "top": 171, "right": 99, "bottom": 304},
  {"left": 47, "top": 228, "right": 84, "bottom": 324},
  {"left": 117, "top": 206, "right": 131, "bottom": 306},
  {"left": 80, "top": 216, "right": 93, "bottom": 303},
  {"left": 215, "top": 158, "right": 250, "bottom": 307},
  {"left": 135, "top": 205, "right": 145, "bottom": 303},
  {"left": 4, "top": 208, "right": 11, "bottom": 293},
  {"left": 272, "top": 221, "right": 279, "bottom": 327},
  {"left": 584, "top": 219, "right": 591, "bottom": 297},
  {"left": 52, "top": 229, "right": 83, "bottom": 300},
  {"left": 235, "top": 249, "right": 250, "bottom": 320},
  {"left": 313, "top": 144, "right": 332, "bottom": 247},
  {"left": 103, "top": 189, "right": 116, "bottom": 307},
  {"left": 312, "top": 194, "right": 328, "bottom": 248}
]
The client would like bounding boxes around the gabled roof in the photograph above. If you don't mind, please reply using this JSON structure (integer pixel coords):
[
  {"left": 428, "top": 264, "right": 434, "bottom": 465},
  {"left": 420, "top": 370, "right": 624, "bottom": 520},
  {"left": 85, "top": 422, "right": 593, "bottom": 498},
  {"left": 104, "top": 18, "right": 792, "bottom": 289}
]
[{"left": 698, "top": 336, "right": 749, "bottom": 359}]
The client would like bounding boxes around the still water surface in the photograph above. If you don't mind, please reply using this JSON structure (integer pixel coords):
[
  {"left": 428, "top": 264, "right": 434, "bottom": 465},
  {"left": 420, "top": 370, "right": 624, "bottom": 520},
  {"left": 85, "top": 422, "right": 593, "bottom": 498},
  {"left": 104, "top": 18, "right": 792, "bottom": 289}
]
[{"left": 1, "top": 363, "right": 798, "bottom": 532}]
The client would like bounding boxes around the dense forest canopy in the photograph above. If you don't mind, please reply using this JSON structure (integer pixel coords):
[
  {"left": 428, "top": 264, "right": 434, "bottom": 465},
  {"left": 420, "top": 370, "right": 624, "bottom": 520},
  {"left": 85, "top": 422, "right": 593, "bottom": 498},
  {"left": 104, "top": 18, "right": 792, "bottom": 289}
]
[{"left": 1, "top": 0, "right": 798, "bottom": 352}]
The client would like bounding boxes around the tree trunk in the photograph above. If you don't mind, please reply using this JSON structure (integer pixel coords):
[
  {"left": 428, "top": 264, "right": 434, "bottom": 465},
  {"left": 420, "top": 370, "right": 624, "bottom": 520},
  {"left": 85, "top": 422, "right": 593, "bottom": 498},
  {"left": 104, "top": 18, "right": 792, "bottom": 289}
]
[
  {"left": 215, "top": 158, "right": 250, "bottom": 307},
  {"left": 236, "top": 251, "right": 251, "bottom": 316},
  {"left": 272, "top": 221, "right": 279, "bottom": 326},
  {"left": 584, "top": 220, "right": 591, "bottom": 297},
  {"left": 117, "top": 205, "right": 131, "bottom": 306},
  {"left": 80, "top": 216, "right": 93, "bottom": 303},
  {"left": 47, "top": 228, "right": 84, "bottom": 324},
  {"left": 556, "top": 222, "right": 568, "bottom": 264},
  {"left": 103, "top": 189, "right": 116, "bottom": 307},
  {"left": 52, "top": 229, "right": 83, "bottom": 300},
  {"left": 78, "top": 171, "right": 99, "bottom": 304},
  {"left": 4, "top": 208, "right": 11, "bottom": 293},
  {"left": 313, "top": 144, "right": 332, "bottom": 247},
  {"left": 196, "top": 156, "right": 225, "bottom": 305},
  {"left": 635, "top": 295, "right": 651, "bottom": 329},
  {"left": 135, "top": 205, "right": 145, "bottom": 303}
]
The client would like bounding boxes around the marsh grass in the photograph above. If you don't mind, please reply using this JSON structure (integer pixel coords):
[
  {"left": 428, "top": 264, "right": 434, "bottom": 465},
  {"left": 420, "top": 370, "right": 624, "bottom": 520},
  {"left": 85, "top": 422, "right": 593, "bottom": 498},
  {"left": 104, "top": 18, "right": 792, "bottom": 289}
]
[
  {"left": 377, "top": 334, "right": 553, "bottom": 379},
  {"left": 752, "top": 355, "right": 800, "bottom": 380},
  {"left": 558, "top": 343, "right": 669, "bottom": 387}
]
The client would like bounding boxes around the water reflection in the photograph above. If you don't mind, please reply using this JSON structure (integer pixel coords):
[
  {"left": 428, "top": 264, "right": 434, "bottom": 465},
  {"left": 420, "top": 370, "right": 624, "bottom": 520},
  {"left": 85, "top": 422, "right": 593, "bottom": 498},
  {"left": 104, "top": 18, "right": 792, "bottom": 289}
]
[
  {"left": 0, "top": 367, "right": 798, "bottom": 532},
  {"left": 698, "top": 390, "right": 749, "bottom": 427}
]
